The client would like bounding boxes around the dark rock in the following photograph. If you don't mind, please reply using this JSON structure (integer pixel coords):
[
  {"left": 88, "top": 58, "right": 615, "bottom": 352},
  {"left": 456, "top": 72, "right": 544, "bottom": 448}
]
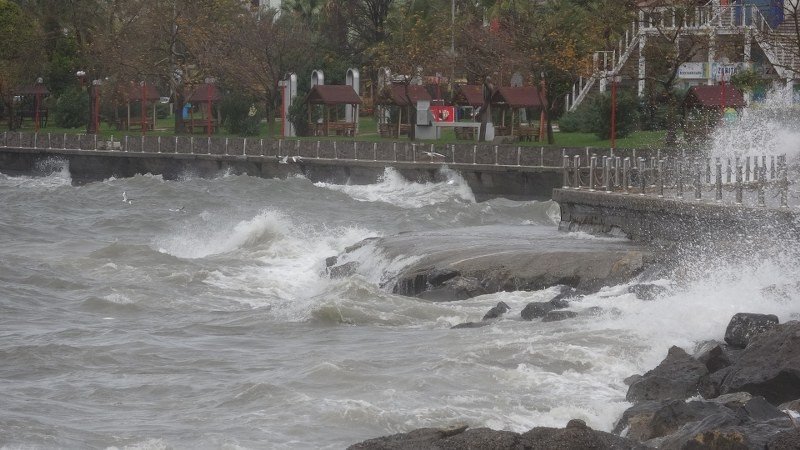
[
  {"left": 580, "top": 306, "right": 607, "bottom": 317},
  {"left": 719, "top": 321, "right": 800, "bottom": 405},
  {"left": 427, "top": 268, "right": 460, "bottom": 286},
  {"left": 767, "top": 428, "right": 800, "bottom": 449},
  {"left": 542, "top": 310, "right": 579, "bottom": 322},
  {"left": 393, "top": 273, "right": 429, "bottom": 297},
  {"left": 418, "top": 276, "right": 487, "bottom": 302},
  {"left": 451, "top": 321, "right": 491, "bottom": 329},
  {"left": 778, "top": 398, "right": 800, "bottom": 412},
  {"left": 482, "top": 301, "right": 511, "bottom": 321},
  {"left": 347, "top": 424, "right": 469, "bottom": 450},
  {"left": 724, "top": 313, "right": 779, "bottom": 349},
  {"left": 624, "top": 374, "right": 643, "bottom": 386},
  {"left": 626, "top": 346, "right": 716, "bottom": 404},
  {"left": 433, "top": 428, "right": 522, "bottom": 450},
  {"left": 655, "top": 396, "right": 794, "bottom": 449},
  {"left": 520, "top": 301, "right": 557, "bottom": 321},
  {"left": 629, "top": 283, "right": 668, "bottom": 301},
  {"left": 709, "top": 392, "right": 753, "bottom": 409},
  {"left": 329, "top": 261, "right": 359, "bottom": 278},
  {"left": 614, "top": 399, "right": 732, "bottom": 442},
  {"left": 696, "top": 343, "right": 742, "bottom": 374},
  {"left": 325, "top": 255, "right": 338, "bottom": 267},
  {"left": 520, "top": 419, "right": 642, "bottom": 449},
  {"left": 549, "top": 285, "right": 577, "bottom": 307}
]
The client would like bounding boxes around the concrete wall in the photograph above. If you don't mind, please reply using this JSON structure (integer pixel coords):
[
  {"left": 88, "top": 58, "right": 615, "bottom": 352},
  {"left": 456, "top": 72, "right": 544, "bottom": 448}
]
[{"left": 553, "top": 188, "right": 800, "bottom": 243}]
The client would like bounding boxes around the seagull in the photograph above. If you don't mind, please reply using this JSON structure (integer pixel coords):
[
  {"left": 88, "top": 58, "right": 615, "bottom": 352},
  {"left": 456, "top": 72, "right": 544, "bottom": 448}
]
[
  {"left": 122, "top": 191, "right": 132, "bottom": 204},
  {"left": 422, "top": 151, "right": 445, "bottom": 159},
  {"left": 278, "top": 156, "right": 288, "bottom": 164},
  {"left": 291, "top": 156, "right": 301, "bottom": 163}
]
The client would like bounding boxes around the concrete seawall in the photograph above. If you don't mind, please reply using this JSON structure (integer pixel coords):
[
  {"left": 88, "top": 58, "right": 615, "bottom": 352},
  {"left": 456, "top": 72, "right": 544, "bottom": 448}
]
[{"left": 553, "top": 188, "right": 800, "bottom": 243}]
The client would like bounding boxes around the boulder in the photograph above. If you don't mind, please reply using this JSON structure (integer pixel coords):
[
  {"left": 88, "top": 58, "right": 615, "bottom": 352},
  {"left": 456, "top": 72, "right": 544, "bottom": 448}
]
[
  {"left": 427, "top": 268, "right": 460, "bottom": 286},
  {"left": 724, "top": 313, "right": 779, "bottom": 349},
  {"left": 767, "top": 428, "right": 800, "bottom": 449},
  {"left": 542, "top": 310, "right": 579, "bottom": 322},
  {"left": 520, "top": 419, "right": 642, "bottom": 449},
  {"left": 451, "top": 321, "right": 491, "bottom": 329},
  {"left": 614, "top": 399, "right": 731, "bottom": 442},
  {"left": 520, "top": 301, "right": 558, "bottom": 321},
  {"left": 718, "top": 321, "right": 800, "bottom": 405},
  {"left": 629, "top": 284, "right": 668, "bottom": 301},
  {"left": 347, "top": 424, "right": 469, "bottom": 450},
  {"left": 626, "top": 346, "right": 716, "bottom": 403},
  {"left": 418, "top": 276, "right": 488, "bottom": 301},
  {"left": 778, "top": 398, "right": 800, "bottom": 413},
  {"left": 482, "top": 301, "right": 511, "bottom": 321},
  {"left": 695, "top": 343, "right": 742, "bottom": 374},
  {"left": 329, "top": 261, "right": 359, "bottom": 278},
  {"left": 653, "top": 396, "right": 793, "bottom": 450}
]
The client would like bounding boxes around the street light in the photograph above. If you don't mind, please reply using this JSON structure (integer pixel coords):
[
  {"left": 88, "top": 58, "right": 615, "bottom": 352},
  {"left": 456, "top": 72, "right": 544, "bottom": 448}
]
[
  {"left": 34, "top": 77, "right": 43, "bottom": 132},
  {"left": 610, "top": 74, "right": 621, "bottom": 150},
  {"left": 89, "top": 79, "right": 102, "bottom": 134},
  {"left": 140, "top": 81, "right": 148, "bottom": 135},
  {"left": 76, "top": 70, "right": 86, "bottom": 89}
]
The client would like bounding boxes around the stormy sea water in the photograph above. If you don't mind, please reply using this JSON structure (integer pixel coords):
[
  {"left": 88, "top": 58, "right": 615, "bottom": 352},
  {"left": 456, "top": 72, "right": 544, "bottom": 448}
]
[{"left": 2, "top": 113, "right": 799, "bottom": 449}]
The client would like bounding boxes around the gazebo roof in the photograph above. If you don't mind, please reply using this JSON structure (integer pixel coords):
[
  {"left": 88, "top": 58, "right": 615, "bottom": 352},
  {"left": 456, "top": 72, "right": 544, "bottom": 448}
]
[
  {"left": 306, "top": 85, "right": 362, "bottom": 105},
  {"left": 683, "top": 85, "right": 745, "bottom": 108},
  {"left": 491, "top": 86, "right": 543, "bottom": 108},
  {"left": 452, "top": 85, "right": 484, "bottom": 107},
  {"left": 187, "top": 83, "right": 223, "bottom": 102},
  {"left": 380, "top": 84, "right": 432, "bottom": 106},
  {"left": 124, "top": 83, "right": 161, "bottom": 102},
  {"left": 15, "top": 84, "right": 50, "bottom": 96}
]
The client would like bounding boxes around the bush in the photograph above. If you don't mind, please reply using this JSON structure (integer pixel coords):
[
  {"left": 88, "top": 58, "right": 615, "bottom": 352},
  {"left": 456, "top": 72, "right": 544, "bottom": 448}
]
[
  {"left": 220, "top": 94, "right": 262, "bottom": 136},
  {"left": 590, "top": 91, "right": 639, "bottom": 140},
  {"left": 558, "top": 102, "right": 595, "bottom": 133},
  {"left": 51, "top": 87, "right": 88, "bottom": 128}
]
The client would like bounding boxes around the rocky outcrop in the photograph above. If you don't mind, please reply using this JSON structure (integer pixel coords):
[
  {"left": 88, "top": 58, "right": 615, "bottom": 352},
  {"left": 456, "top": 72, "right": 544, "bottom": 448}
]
[
  {"left": 724, "top": 313, "right": 779, "bottom": 349},
  {"left": 717, "top": 320, "right": 800, "bottom": 405},
  {"left": 331, "top": 226, "right": 651, "bottom": 301},
  {"left": 451, "top": 302, "right": 511, "bottom": 329},
  {"left": 626, "top": 346, "right": 716, "bottom": 403},
  {"left": 615, "top": 317, "right": 799, "bottom": 449},
  {"left": 348, "top": 420, "right": 642, "bottom": 450}
]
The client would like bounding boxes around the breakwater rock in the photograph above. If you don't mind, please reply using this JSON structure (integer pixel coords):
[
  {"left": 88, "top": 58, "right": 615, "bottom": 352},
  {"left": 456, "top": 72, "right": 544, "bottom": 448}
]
[
  {"left": 327, "top": 225, "right": 652, "bottom": 301},
  {"left": 348, "top": 316, "right": 800, "bottom": 449}
]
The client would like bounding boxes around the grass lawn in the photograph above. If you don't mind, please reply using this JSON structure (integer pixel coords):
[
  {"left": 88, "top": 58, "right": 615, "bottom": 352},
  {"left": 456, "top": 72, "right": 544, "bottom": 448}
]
[{"left": 18, "top": 115, "right": 667, "bottom": 150}]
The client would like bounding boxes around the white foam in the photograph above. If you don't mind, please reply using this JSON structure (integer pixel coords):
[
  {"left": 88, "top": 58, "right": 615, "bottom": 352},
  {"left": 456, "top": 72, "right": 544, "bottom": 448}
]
[
  {"left": 314, "top": 167, "right": 476, "bottom": 208},
  {"left": 0, "top": 158, "right": 71, "bottom": 188}
]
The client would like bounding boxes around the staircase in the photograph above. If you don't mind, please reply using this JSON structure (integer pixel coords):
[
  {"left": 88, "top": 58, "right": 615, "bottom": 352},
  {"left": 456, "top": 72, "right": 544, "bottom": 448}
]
[
  {"left": 565, "top": 2, "right": 800, "bottom": 112},
  {"left": 751, "top": 8, "right": 800, "bottom": 80}
]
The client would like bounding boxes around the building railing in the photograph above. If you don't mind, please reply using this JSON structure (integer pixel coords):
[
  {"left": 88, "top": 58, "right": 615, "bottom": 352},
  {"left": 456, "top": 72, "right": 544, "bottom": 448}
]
[{"left": 561, "top": 152, "right": 794, "bottom": 209}]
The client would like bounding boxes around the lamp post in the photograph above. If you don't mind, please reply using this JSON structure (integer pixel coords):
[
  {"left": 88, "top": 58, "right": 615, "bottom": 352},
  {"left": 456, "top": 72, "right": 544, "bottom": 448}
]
[
  {"left": 140, "top": 81, "right": 147, "bottom": 135},
  {"left": 89, "top": 79, "right": 101, "bottom": 134},
  {"left": 610, "top": 74, "right": 621, "bottom": 150},
  {"left": 34, "top": 77, "right": 43, "bottom": 132},
  {"left": 76, "top": 70, "right": 86, "bottom": 89}
]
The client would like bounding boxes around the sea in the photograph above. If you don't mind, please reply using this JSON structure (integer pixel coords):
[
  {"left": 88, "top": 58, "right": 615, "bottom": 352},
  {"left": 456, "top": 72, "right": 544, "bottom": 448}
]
[{"left": 1, "top": 96, "right": 799, "bottom": 449}]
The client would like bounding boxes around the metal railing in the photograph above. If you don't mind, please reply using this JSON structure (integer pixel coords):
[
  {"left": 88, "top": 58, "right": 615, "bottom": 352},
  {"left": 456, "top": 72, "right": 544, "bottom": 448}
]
[
  {"left": 561, "top": 152, "right": 794, "bottom": 209},
  {"left": 0, "top": 131, "right": 664, "bottom": 170}
]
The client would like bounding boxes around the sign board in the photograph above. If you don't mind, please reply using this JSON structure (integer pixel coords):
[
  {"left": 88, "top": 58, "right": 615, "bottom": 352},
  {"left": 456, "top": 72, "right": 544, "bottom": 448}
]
[
  {"left": 678, "top": 62, "right": 707, "bottom": 79},
  {"left": 430, "top": 105, "right": 455, "bottom": 123},
  {"left": 712, "top": 63, "right": 740, "bottom": 82}
]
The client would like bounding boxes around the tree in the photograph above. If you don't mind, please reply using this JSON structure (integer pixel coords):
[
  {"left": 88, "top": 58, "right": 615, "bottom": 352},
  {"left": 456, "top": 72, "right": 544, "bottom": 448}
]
[{"left": 0, "top": 0, "right": 45, "bottom": 129}]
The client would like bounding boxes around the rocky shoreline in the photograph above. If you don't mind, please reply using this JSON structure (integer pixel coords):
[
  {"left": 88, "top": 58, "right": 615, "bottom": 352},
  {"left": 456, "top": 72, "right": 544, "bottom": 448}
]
[{"left": 348, "top": 314, "right": 800, "bottom": 449}]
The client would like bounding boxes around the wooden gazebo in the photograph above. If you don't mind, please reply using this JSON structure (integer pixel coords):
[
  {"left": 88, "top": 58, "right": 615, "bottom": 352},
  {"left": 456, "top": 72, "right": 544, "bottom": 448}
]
[
  {"left": 683, "top": 85, "right": 745, "bottom": 142},
  {"left": 306, "top": 85, "right": 362, "bottom": 136},
  {"left": 186, "top": 82, "right": 223, "bottom": 135},
  {"left": 123, "top": 82, "right": 160, "bottom": 132},
  {"left": 452, "top": 85, "right": 485, "bottom": 109},
  {"left": 490, "top": 86, "right": 543, "bottom": 140},
  {"left": 377, "top": 84, "right": 432, "bottom": 138}
]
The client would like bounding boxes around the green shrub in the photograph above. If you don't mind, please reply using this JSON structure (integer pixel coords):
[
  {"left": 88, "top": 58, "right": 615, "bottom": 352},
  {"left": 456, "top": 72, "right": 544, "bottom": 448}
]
[
  {"left": 590, "top": 91, "right": 639, "bottom": 140},
  {"left": 220, "top": 94, "right": 262, "bottom": 136},
  {"left": 288, "top": 93, "right": 317, "bottom": 137},
  {"left": 51, "top": 87, "right": 88, "bottom": 128}
]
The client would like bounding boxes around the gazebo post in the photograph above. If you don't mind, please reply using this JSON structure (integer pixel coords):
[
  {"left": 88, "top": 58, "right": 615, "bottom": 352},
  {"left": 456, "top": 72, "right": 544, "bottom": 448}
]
[
  {"left": 326, "top": 107, "right": 330, "bottom": 136},
  {"left": 141, "top": 81, "right": 147, "bottom": 136},
  {"left": 206, "top": 82, "right": 212, "bottom": 137},
  {"left": 307, "top": 101, "right": 312, "bottom": 136}
]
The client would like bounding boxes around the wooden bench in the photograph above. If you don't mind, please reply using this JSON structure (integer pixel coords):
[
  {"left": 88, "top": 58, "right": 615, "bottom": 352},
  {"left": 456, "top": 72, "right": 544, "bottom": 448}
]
[
  {"left": 315, "top": 122, "right": 356, "bottom": 136},
  {"left": 514, "top": 126, "right": 538, "bottom": 142},
  {"left": 187, "top": 119, "right": 218, "bottom": 134}
]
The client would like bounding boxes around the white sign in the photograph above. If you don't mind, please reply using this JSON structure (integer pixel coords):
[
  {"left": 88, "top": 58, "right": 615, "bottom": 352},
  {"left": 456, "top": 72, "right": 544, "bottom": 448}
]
[
  {"left": 678, "top": 62, "right": 706, "bottom": 79},
  {"left": 712, "top": 63, "right": 746, "bottom": 82}
]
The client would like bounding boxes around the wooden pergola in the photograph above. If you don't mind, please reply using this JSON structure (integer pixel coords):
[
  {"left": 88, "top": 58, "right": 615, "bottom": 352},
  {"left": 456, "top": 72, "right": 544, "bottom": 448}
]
[
  {"left": 186, "top": 82, "right": 223, "bottom": 135},
  {"left": 14, "top": 82, "right": 50, "bottom": 130},
  {"left": 124, "top": 82, "right": 161, "bottom": 132},
  {"left": 490, "top": 86, "right": 543, "bottom": 140},
  {"left": 306, "top": 85, "right": 362, "bottom": 136}
]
